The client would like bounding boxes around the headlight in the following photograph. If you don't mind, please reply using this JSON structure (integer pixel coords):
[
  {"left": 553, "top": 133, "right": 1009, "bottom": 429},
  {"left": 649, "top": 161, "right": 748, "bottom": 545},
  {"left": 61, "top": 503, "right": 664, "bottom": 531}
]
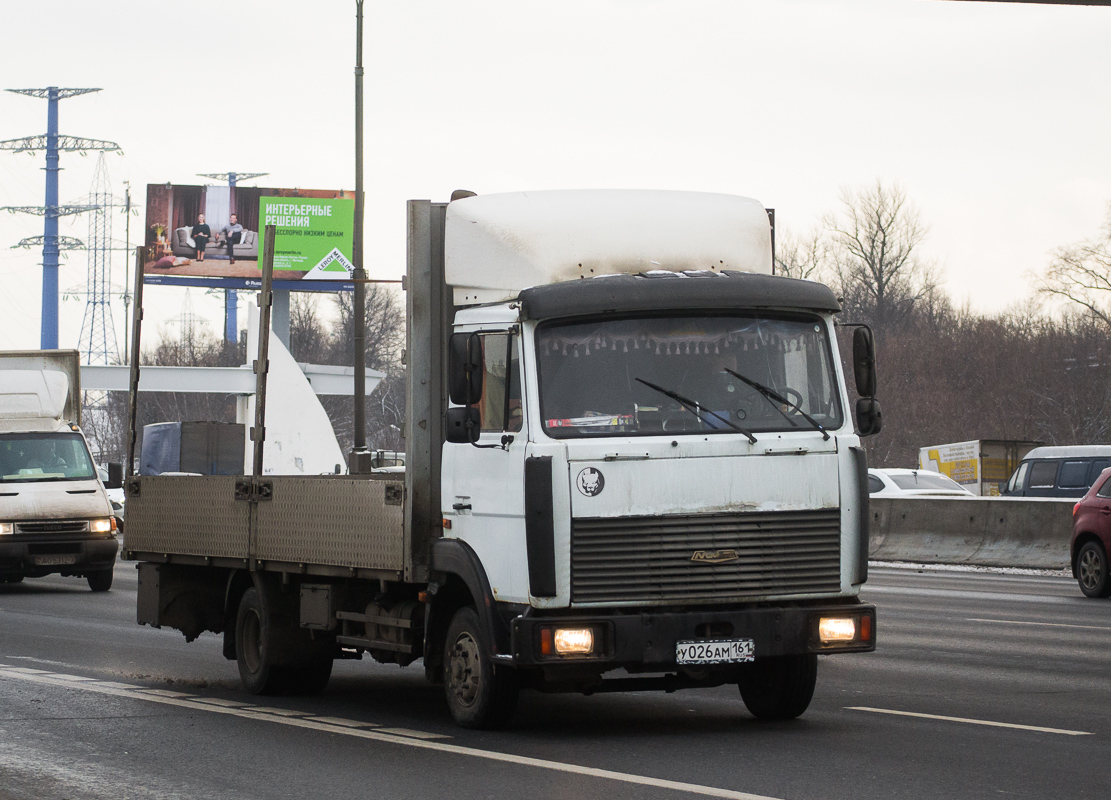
[
  {"left": 818, "top": 617, "right": 857, "bottom": 642},
  {"left": 0, "top": 522, "right": 12, "bottom": 535},
  {"left": 539, "top": 626, "right": 596, "bottom": 656},
  {"left": 90, "top": 518, "right": 115, "bottom": 534}
]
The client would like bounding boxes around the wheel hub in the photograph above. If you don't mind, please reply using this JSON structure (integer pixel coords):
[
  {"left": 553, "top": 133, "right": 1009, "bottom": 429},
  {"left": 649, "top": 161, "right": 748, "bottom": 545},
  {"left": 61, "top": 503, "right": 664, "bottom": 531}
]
[
  {"left": 1079, "top": 549, "right": 1103, "bottom": 590},
  {"left": 448, "top": 631, "right": 481, "bottom": 707}
]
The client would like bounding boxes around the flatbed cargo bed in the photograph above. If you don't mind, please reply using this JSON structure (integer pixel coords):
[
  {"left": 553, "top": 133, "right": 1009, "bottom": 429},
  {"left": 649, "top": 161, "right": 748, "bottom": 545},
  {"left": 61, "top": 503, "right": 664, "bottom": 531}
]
[{"left": 122, "top": 473, "right": 407, "bottom": 580}]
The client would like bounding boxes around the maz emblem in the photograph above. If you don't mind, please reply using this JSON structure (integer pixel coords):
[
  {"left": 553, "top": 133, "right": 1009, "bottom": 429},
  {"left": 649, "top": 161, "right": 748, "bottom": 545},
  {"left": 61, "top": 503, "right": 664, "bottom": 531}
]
[{"left": 690, "top": 549, "right": 740, "bottom": 565}]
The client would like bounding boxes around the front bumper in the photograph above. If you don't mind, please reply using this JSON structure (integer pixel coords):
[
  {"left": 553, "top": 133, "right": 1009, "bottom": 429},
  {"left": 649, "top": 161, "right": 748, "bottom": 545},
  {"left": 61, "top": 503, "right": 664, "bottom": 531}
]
[
  {"left": 510, "top": 601, "right": 875, "bottom": 669},
  {"left": 0, "top": 535, "right": 119, "bottom": 577}
]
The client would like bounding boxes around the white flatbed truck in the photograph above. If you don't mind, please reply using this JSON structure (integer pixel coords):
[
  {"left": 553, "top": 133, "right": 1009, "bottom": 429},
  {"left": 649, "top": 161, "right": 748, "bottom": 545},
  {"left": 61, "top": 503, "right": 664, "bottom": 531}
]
[{"left": 123, "top": 190, "right": 880, "bottom": 728}]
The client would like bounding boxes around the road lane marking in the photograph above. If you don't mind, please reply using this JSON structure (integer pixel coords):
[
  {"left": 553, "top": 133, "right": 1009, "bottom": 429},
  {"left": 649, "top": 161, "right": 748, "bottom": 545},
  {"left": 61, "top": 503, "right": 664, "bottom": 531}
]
[
  {"left": 967, "top": 618, "right": 1111, "bottom": 631},
  {"left": 845, "top": 707, "right": 1092, "bottom": 736},
  {"left": 251, "top": 706, "right": 312, "bottom": 717},
  {"left": 90, "top": 681, "right": 143, "bottom": 690},
  {"left": 0, "top": 667, "right": 786, "bottom": 800},
  {"left": 303, "top": 716, "right": 379, "bottom": 728},
  {"left": 193, "top": 697, "right": 255, "bottom": 708},
  {"left": 136, "top": 688, "right": 194, "bottom": 698},
  {"left": 377, "top": 727, "right": 451, "bottom": 739}
]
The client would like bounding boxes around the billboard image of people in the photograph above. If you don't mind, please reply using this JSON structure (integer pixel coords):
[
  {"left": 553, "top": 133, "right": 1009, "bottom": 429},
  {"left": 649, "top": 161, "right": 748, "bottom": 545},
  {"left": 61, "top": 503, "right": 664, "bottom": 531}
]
[{"left": 144, "top": 183, "right": 355, "bottom": 285}]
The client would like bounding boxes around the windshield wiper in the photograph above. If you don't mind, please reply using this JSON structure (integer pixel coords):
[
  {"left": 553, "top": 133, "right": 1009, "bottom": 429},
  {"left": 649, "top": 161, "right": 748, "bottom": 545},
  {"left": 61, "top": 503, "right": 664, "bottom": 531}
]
[
  {"left": 634, "top": 378, "right": 757, "bottom": 444},
  {"left": 722, "top": 368, "right": 830, "bottom": 440}
]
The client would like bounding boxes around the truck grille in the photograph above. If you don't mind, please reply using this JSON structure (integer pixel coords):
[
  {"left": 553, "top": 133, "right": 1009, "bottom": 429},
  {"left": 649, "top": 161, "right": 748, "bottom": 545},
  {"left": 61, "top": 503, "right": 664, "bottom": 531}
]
[
  {"left": 15, "top": 520, "right": 90, "bottom": 535},
  {"left": 571, "top": 508, "right": 841, "bottom": 604}
]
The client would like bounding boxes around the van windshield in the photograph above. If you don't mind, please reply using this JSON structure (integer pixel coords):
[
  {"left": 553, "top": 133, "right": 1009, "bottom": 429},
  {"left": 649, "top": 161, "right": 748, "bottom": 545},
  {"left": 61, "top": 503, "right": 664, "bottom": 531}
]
[
  {"left": 0, "top": 433, "right": 97, "bottom": 483},
  {"left": 535, "top": 314, "right": 843, "bottom": 439}
]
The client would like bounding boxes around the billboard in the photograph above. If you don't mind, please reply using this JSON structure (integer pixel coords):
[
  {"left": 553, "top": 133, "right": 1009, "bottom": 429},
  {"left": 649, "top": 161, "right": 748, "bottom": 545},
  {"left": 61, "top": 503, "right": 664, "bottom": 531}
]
[{"left": 143, "top": 183, "right": 355, "bottom": 289}]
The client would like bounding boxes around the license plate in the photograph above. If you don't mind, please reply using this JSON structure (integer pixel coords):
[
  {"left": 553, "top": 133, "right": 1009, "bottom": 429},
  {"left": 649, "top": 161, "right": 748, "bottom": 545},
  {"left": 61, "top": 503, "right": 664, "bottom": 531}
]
[
  {"left": 676, "top": 638, "right": 755, "bottom": 665},
  {"left": 34, "top": 554, "right": 76, "bottom": 566}
]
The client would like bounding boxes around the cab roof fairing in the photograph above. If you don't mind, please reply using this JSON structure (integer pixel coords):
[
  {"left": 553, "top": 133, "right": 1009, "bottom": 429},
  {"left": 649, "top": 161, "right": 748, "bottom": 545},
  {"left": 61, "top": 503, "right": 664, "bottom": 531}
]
[{"left": 444, "top": 190, "right": 773, "bottom": 306}]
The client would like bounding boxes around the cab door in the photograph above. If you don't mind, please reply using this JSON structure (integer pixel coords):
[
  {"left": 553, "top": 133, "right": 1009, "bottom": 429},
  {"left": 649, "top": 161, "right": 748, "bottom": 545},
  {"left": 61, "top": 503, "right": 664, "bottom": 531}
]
[{"left": 442, "top": 332, "right": 529, "bottom": 602}]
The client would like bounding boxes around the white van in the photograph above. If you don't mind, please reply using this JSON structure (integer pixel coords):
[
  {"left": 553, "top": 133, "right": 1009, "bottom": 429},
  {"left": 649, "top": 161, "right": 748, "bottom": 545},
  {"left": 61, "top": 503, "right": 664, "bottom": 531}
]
[{"left": 0, "top": 351, "right": 121, "bottom": 591}]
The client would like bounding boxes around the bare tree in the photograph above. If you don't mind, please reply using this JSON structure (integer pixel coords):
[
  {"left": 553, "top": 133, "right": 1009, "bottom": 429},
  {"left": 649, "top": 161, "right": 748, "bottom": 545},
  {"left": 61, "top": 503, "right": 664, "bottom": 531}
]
[
  {"left": 825, "top": 181, "right": 939, "bottom": 335},
  {"left": 1036, "top": 205, "right": 1111, "bottom": 331},
  {"left": 775, "top": 226, "right": 831, "bottom": 282}
]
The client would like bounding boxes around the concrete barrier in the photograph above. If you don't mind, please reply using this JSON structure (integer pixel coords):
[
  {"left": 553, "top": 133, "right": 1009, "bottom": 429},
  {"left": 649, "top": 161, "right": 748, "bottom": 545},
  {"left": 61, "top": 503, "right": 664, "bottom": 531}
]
[{"left": 868, "top": 496, "right": 1076, "bottom": 570}]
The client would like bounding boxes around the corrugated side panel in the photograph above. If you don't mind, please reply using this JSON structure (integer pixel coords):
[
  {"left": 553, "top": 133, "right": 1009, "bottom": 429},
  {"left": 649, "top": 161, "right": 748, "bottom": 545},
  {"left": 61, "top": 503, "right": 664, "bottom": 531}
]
[
  {"left": 571, "top": 508, "right": 841, "bottom": 605},
  {"left": 254, "top": 476, "right": 405, "bottom": 571},
  {"left": 124, "top": 476, "right": 248, "bottom": 559}
]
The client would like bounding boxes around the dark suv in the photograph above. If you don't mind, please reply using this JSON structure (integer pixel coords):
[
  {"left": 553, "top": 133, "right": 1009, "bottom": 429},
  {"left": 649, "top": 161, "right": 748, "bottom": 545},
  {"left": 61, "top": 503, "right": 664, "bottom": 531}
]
[{"left": 1070, "top": 466, "right": 1111, "bottom": 598}]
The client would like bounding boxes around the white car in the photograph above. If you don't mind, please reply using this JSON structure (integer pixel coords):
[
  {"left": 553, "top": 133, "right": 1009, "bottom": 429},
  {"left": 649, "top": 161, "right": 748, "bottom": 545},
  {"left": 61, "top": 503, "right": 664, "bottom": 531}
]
[{"left": 868, "top": 468, "right": 975, "bottom": 498}]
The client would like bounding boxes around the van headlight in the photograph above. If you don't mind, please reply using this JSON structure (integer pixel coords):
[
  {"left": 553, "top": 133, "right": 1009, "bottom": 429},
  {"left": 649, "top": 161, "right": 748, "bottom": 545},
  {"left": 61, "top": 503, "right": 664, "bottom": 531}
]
[
  {"left": 90, "top": 518, "right": 115, "bottom": 534},
  {"left": 0, "top": 522, "right": 12, "bottom": 535}
]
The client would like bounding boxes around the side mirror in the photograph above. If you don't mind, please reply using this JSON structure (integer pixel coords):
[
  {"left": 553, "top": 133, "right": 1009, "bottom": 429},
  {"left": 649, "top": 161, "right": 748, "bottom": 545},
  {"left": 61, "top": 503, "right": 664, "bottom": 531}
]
[
  {"left": 105, "top": 462, "right": 125, "bottom": 490},
  {"left": 852, "top": 327, "right": 877, "bottom": 398},
  {"left": 445, "top": 406, "right": 481, "bottom": 444},
  {"left": 448, "top": 333, "right": 484, "bottom": 406},
  {"left": 856, "top": 398, "right": 883, "bottom": 437}
]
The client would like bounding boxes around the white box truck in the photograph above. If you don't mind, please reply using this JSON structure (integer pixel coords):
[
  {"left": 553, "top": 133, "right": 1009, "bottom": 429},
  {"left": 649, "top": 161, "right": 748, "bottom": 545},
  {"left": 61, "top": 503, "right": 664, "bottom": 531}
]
[
  {"left": 0, "top": 350, "right": 122, "bottom": 591},
  {"left": 124, "top": 190, "right": 880, "bottom": 728}
]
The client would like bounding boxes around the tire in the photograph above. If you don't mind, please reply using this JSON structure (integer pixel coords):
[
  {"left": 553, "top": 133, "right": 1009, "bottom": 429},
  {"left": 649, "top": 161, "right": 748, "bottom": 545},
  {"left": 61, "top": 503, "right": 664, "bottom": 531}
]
[
  {"left": 738, "top": 654, "right": 818, "bottom": 720},
  {"left": 1076, "top": 541, "right": 1111, "bottom": 598},
  {"left": 235, "top": 587, "right": 289, "bottom": 694},
  {"left": 443, "top": 607, "right": 519, "bottom": 729},
  {"left": 2, "top": 575, "right": 25, "bottom": 584},
  {"left": 87, "top": 568, "right": 113, "bottom": 592}
]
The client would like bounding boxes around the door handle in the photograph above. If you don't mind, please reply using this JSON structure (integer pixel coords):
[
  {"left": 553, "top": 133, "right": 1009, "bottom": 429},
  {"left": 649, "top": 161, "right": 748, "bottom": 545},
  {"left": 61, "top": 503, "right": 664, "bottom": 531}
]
[
  {"left": 452, "top": 502, "right": 472, "bottom": 511},
  {"left": 1100, "top": 507, "right": 1111, "bottom": 515}
]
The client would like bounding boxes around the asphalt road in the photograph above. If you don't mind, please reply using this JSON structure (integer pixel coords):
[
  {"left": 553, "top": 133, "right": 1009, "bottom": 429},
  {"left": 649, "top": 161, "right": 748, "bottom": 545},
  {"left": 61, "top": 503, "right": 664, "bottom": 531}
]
[{"left": 1, "top": 561, "right": 1107, "bottom": 800}]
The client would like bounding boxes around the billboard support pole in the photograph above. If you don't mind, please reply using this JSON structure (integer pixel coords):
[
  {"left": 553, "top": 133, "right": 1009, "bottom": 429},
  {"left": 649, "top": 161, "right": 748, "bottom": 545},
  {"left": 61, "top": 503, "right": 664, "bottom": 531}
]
[
  {"left": 226, "top": 171, "right": 238, "bottom": 345},
  {"left": 350, "top": 0, "right": 370, "bottom": 473}
]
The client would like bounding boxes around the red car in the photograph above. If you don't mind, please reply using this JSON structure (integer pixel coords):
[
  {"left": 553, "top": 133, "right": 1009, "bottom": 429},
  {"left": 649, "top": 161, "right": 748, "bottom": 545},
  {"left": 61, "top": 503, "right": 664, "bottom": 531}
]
[{"left": 1071, "top": 466, "right": 1111, "bottom": 597}]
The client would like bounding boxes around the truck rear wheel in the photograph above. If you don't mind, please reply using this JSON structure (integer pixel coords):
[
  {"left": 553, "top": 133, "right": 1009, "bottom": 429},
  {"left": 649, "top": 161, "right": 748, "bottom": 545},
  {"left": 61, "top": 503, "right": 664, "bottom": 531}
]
[
  {"left": 87, "top": 568, "right": 113, "bottom": 592},
  {"left": 738, "top": 654, "right": 818, "bottom": 720},
  {"left": 443, "top": 607, "right": 519, "bottom": 729},
  {"left": 235, "top": 587, "right": 289, "bottom": 695}
]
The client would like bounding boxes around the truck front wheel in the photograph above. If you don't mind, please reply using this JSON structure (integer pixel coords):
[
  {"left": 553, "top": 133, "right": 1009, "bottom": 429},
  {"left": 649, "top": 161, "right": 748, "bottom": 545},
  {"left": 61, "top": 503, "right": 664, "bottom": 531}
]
[
  {"left": 235, "top": 587, "right": 288, "bottom": 694},
  {"left": 87, "top": 569, "right": 113, "bottom": 592},
  {"left": 443, "top": 607, "right": 519, "bottom": 729},
  {"left": 737, "top": 654, "right": 818, "bottom": 720}
]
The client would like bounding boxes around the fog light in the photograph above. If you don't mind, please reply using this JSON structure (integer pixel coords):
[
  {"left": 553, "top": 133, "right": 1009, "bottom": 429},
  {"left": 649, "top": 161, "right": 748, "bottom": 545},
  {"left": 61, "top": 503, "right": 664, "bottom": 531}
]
[
  {"left": 553, "top": 627, "right": 594, "bottom": 655},
  {"left": 819, "top": 617, "right": 856, "bottom": 642},
  {"left": 90, "top": 518, "right": 113, "bottom": 534}
]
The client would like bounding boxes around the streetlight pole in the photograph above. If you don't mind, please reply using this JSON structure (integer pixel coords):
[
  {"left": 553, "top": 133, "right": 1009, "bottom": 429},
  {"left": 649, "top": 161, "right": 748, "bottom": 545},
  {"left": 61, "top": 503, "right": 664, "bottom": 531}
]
[{"left": 351, "top": 0, "right": 369, "bottom": 472}]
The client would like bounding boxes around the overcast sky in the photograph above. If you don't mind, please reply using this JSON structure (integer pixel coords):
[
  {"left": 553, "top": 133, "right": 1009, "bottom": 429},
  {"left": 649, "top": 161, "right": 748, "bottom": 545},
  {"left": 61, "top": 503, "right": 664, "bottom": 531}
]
[{"left": 2, "top": 0, "right": 1110, "bottom": 355}]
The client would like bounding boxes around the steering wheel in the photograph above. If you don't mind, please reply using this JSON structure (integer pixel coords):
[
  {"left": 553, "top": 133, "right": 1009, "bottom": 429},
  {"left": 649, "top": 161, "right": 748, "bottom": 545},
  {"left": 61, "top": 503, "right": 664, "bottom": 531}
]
[{"left": 782, "top": 387, "right": 804, "bottom": 411}]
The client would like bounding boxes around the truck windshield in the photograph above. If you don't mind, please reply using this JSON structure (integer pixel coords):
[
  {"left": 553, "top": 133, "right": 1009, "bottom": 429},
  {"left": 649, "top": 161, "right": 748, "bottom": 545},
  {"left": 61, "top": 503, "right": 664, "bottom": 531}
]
[
  {"left": 0, "top": 433, "right": 98, "bottom": 483},
  {"left": 536, "top": 314, "right": 843, "bottom": 438}
]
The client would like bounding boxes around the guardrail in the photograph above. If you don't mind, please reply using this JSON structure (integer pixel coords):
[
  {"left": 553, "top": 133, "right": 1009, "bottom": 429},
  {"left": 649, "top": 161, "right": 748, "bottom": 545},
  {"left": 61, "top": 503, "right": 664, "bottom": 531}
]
[{"left": 868, "top": 496, "right": 1076, "bottom": 570}]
